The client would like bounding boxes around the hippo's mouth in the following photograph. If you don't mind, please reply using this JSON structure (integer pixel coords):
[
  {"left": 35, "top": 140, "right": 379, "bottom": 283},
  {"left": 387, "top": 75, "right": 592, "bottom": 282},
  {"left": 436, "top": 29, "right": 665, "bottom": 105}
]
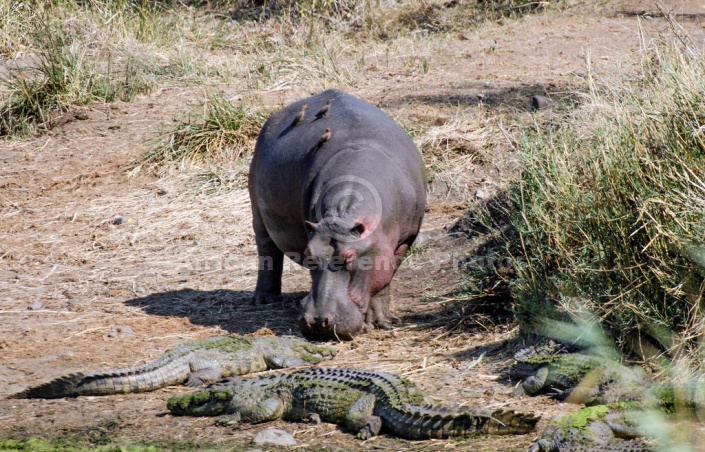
[
  {"left": 298, "top": 295, "right": 366, "bottom": 341},
  {"left": 299, "top": 322, "right": 357, "bottom": 341}
]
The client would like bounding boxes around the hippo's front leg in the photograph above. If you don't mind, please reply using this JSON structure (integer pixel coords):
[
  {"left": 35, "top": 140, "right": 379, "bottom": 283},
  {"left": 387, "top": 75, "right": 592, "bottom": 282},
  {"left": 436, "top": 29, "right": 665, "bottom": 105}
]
[
  {"left": 364, "top": 286, "right": 400, "bottom": 331},
  {"left": 252, "top": 205, "right": 284, "bottom": 305},
  {"left": 363, "top": 242, "right": 409, "bottom": 330}
]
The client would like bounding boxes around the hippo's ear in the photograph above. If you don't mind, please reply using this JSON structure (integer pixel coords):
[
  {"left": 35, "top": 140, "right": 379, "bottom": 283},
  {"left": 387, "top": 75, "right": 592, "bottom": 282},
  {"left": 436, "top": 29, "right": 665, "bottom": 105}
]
[
  {"left": 304, "top": 221, "right": 320, "bottom": 234},
  {"left": 350, "top": 222, "right": 366, "bottom": 238}
]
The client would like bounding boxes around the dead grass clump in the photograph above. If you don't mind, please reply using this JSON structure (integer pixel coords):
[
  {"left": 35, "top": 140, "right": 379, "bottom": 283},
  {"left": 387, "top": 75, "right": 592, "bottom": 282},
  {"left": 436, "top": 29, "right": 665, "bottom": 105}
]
[
  {"left": 409, "top": 107, "right": 501, "bottom": 200},
  {"left": 242, "top": 36, "right": 356, "bottom": 90},
  {"left": 476, "top": 31, "right": 705, "bottom": 359},
  {"left": 217, "top": 0, "right": 558, "bottom": 41},
  {"left": 475, "top": 0, "right": 561, "bottom": 21},
  {"left": 0, "top": 23, "right": 155, "bottom": 136},
  {"left": 134, "top": 93, "right": 268, "bottom": 174}
]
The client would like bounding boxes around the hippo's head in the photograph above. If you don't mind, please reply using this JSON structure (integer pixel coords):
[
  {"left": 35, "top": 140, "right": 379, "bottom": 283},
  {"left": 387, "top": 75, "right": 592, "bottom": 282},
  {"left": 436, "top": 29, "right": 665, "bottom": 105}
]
[{"left": 298, "top": 215, "right": 398, "bottom": 340}]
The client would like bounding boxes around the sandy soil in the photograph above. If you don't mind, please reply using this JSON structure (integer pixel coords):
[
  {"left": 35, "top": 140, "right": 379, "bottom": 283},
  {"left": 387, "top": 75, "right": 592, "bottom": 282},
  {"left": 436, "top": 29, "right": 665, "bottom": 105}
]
[{"left": 2, "top": 1, "right": 705, "bottom": 450}]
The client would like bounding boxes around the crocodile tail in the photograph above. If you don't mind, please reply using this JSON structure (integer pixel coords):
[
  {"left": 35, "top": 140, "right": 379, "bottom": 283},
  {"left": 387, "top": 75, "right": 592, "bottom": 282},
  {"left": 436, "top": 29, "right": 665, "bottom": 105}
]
[
  {"left": 480, "top": 408, "right": 541, "bottom": 435},
  {"left": 71, "top": 356, "right": 191, "bottom": 395},
  {"left": 380, "top": 405, "right": 540, "bottom": 439},
  {"left": 9, "top": 373, "right": 86, "bottom": 399},
  {"left": 10, "top": 352, "right": 194, "bottom": 398}
]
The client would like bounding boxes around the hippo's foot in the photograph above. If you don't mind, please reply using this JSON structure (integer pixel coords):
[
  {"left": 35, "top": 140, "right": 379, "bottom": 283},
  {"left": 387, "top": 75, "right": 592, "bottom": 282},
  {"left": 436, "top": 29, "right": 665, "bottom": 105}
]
[
  {"left": 252, "top": 291, "right": 283, "bottom": 305},
  {"left": 364, "top": 286, "right": 399, "bottom": 330},
  {"left": 364, "top": 315, "right": 401, "bottom": 332}
]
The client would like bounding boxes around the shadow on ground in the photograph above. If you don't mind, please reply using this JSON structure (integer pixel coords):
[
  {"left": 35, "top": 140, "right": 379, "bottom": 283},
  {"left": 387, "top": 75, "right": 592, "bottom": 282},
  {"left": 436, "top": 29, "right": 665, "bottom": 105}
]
[
  {"left": 124, "top": 289, "right": 307, "bottom": 336},
  {"left": 124, "top": 286, "right": 504, "bottom": 339},
  {"left": 387, "top": 82, "right": 584, "bottom": 112},
  {"left": 616, "top": 9, "right": 705, "bottom": 22}
]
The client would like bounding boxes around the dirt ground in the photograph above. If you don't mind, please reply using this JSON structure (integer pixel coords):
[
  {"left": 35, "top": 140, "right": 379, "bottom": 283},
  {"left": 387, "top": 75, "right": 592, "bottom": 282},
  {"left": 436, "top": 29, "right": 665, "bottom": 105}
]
[{"left": 3, "top": 1, "right": 705, "bottom": 450}]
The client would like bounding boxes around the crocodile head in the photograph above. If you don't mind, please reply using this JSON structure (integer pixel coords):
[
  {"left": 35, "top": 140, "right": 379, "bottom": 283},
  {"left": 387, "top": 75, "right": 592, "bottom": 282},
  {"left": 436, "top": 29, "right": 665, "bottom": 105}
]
[
  {"left": 168, "top": 387, "right": 235, "bottom": 416},
  {"left": 168, "top": 376, "right": 278, "bottom": 418},
  {"left": 263, "top": 338, "right": 339, "bottom": 368}
]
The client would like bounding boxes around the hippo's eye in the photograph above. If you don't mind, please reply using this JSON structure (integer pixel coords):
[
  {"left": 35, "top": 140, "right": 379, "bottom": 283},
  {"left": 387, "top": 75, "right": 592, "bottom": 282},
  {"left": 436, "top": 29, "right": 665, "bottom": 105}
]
[
  {"left": 350, "top": 223, "right": 365, "bottom": 238},
  {"left": 340, "top": 251, "right": 355, "bottom": 263}
]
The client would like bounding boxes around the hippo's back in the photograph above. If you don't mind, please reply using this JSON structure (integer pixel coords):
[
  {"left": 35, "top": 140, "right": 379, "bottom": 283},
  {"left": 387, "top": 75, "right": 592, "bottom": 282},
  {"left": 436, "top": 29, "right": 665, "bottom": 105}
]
[{"left": 249, "top": 89, "right": 426, "bottom": 255}]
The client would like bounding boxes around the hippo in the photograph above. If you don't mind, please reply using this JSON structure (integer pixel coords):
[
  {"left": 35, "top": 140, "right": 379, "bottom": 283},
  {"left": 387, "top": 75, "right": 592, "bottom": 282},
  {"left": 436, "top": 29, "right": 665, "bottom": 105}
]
[{"left": 248, "top": 89, "right": 426, "bottom": 340}]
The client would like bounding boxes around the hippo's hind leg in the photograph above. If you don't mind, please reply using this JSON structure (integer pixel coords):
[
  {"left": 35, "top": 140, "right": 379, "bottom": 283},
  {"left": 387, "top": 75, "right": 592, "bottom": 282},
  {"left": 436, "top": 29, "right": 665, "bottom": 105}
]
[
  {"left": 252, "top": 203, "right": 284, "bottom": 305},
  {"left": 364, "top": 285, "right": 400, "bottom": 331}
]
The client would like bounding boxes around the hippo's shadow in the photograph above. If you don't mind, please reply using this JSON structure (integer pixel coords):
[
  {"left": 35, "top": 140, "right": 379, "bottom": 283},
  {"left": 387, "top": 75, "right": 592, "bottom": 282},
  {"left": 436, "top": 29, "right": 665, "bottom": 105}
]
[
  {"left": 451, "top": 339, "right": 520, "bottom": 387},
  {"left": 124, "top": 289, "right": 308, "bottom": 336}
]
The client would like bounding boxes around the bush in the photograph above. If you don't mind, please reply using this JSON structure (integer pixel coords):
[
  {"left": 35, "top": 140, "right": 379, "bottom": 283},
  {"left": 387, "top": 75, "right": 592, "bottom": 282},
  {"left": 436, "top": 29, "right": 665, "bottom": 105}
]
[{"left": 485, "top": 38, "right": 705, "bottom": 357}]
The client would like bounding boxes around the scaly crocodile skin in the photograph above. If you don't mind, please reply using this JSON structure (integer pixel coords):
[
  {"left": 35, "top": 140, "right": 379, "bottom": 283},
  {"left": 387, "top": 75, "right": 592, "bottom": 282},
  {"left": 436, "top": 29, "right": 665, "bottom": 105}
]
[
  {"left": 11, "top": 336, "right": 336, "bottom": 398},
  {"left": 168, "top": 367, "right": 541, "bottom": 440}
]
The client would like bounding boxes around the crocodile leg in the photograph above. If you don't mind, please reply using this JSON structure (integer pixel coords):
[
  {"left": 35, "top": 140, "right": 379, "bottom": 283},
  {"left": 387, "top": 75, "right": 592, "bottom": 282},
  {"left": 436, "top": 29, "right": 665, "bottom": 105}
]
[
  {"left": 186, "top": 359, "right": 224, "bottom": 387},
  {"left": 344, "top": 393, "right": 382, "bottom": 440},
  {"left": 523, "top": 367, "right": 549, "bottom": 395},
  {"left": 238, "top": 396, "right": 286, "bottom": 424}
]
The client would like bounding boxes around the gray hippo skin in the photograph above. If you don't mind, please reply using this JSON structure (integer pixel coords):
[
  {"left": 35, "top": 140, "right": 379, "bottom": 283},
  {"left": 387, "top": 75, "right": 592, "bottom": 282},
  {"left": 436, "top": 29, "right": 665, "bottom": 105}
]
[{"left": 248, "top": 89, "right": 426, "bottom": 340}]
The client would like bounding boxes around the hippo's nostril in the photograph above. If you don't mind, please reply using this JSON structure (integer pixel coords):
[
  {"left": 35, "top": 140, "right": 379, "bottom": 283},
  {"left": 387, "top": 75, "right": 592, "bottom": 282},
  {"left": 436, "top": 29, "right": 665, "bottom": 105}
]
[
  {"left": 320, "top": 317, "right": 330, "bottom": 328},
  {"left": 301, "top": 314, "right": 315, "bottom": 328}
]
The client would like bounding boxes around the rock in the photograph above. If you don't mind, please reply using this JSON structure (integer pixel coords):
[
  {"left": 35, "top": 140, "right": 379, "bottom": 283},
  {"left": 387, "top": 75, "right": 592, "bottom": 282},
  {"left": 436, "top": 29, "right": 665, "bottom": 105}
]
[
  {"left": 531, "top": 95, "right": 552, "bottom": 111},
  {"left": 415, "top": 230, "right": 430, "bottom": 246},
  {"left": 108, "top": 325, "right": 135, "bottom": 338},
  {"left": 111, "top": 216, "right": 131, "bottom": 225},
  {"left": 252, "top": 428, "right": 297, "bottom": 447},
  {"left": 27, "top": 301, "right": 44, "bottom": 310},
  {"left": 475, "top": 189, "right": 487, "bottom": 199}
]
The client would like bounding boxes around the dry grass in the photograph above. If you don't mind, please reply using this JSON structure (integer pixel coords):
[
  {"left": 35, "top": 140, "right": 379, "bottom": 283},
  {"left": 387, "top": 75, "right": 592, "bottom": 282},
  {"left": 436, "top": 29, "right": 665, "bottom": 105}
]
[
  {"left": 0, "top": 1, "right": 215, "bottom": 136},
  {"left": 414, "top": 107, "right": 501, "bottom": 199},
  {"left": 0, "top": 0, "right": 669, "bottom": 450},
  {"left": 133, "top": 94, "right": 267, "bottom": 175}
]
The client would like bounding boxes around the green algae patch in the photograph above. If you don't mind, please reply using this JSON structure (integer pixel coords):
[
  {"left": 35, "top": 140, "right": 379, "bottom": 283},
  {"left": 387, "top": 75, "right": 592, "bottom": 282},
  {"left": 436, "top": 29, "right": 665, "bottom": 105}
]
[
  {"left": 192, "top": 336, "right": 253, "bottom": 353},
  {"left": 167, "top": 388, "right": 234, "bottom": 416},
  {"left": 399, "top": 378, "right": 427, "bottom": 405},
  {"left": 548, "top": 403, "right": 639, "bottom": 432},
  {"left": 298, "top": 342, "right": 339, "bottom": 362},
  {"left": 549, "top": 405, "right": 611, "bottom": 431}
]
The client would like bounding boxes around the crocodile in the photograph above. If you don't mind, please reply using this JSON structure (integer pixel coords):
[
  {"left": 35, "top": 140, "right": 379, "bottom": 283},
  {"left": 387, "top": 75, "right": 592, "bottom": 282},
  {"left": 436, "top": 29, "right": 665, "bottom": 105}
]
[
  {"left": 10, "top": 336, "right": 337, "bottom": 399},
  {"left": 167, "top": 367, "right": 541, "bottom": 440},
  {"left": 514, "top": 345, "right": 705, "bottom": 451},
  {"left": 529, "top": 403, "right": 652, "bottom": 452},
  {"left": 512, "top": 345, "right": 645, "bottom": 404}
]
